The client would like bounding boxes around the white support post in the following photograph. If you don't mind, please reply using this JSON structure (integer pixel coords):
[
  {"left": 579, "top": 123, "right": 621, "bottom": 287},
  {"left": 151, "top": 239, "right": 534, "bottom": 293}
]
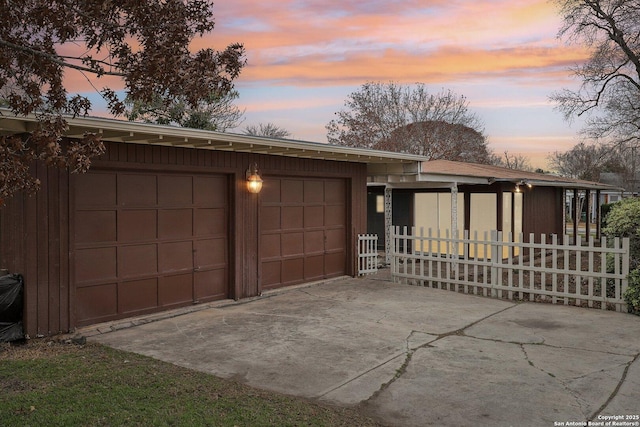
[
  {"left": 451, "top": 183, "right": 459, "bottom": 274},
  {"left": 384, "top": 186, "right": 393, "bottom": 265}
]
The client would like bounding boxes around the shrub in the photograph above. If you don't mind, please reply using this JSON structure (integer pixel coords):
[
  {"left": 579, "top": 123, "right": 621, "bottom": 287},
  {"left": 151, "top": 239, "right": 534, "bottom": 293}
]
[
  {"left": 602, "top": 198, "right": 640, "bottom": 315},
  {"left": 625, "top": 269, "right": 640, "bottom": 315},
  {"left": 600, "top": 203, "right": 614, "bottom": 228},
  {"left": 602, "top": 197, "right": 640, "bottom": 268}
]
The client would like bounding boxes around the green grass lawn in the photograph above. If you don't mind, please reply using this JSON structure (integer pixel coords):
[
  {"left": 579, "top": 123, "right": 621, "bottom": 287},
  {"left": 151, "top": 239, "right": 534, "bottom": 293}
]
[{"left": 0, "top": 340, "right": 383, "bottom": 427}]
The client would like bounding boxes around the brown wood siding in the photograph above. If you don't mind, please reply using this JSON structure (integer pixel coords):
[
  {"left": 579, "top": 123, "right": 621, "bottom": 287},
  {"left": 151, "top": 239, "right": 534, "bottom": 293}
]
[
  {"left": 0, "top": 163, "right": 71, "bottom": 337},
  {"left": 522, "top": 186, "right": 564, "bottom": 239},
  {"left": 0, "top": 140, "right": 368, "bottom": 336}
]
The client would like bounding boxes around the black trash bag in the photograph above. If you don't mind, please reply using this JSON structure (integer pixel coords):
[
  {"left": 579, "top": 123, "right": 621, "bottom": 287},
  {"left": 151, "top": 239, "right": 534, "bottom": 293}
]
[
  {"left": 0, "top": 321, "right": 24, "bottom": 342},
  {"left": 0, "top": 274, "right": 24, "bottom": 342}
]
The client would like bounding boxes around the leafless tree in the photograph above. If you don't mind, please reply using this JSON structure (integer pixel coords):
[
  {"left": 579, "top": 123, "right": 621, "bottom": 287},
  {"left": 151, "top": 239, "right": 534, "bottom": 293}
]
[
  {"left": 0, "top": 0, "right": 245, "bottom": 202},
  {"left": 548, "top": 142, "right": 613, "bottom": 181},
  {"left": 244, "top": 123, "right": 291, "bottom": 138},
  {"left": 492, "top": 151, "right": 533, "bottom": 171},
  {"left": 125, "top": 90, "right": 244, "bottom": 132},
  {"left": 326, "top": 82, "right": 492, "bottom": 163},
  {"left": 551, "top": 0, "right": 640, "bottom": 147}
]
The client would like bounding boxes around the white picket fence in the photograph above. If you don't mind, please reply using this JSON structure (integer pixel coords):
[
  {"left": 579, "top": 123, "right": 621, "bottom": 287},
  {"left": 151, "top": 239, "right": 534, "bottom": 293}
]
[
  {"left": 357, "top": 234, "right": 379, "bottom": 275},
  {"left": 390, "top": 227, "right": 630, "bottom": 312}
]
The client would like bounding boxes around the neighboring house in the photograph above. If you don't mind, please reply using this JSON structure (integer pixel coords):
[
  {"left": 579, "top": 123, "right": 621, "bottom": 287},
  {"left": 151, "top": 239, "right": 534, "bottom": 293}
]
[
  {"left": 0, "top": 114, "right": 424, "bottom": 337},
  {"left": 367, "top": 160, "right": 615, "bottom": 257}
]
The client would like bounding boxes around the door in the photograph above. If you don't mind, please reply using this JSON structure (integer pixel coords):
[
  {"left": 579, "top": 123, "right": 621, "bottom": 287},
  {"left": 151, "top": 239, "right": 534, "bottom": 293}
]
[
  {"left": 260, "top": 177, "right": 347, "bottom": 291},
  {"left": 74, "top": 170, "right": 229, "bottom": 326}
]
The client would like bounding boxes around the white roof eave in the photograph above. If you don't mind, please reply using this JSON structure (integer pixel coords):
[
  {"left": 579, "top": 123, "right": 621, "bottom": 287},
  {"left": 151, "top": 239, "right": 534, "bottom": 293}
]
[{"left": 0, "top": 111, "right": 427, "bottom": 165}]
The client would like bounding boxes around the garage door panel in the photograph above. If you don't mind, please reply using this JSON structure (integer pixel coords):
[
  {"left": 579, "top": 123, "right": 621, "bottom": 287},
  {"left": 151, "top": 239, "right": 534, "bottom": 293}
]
[
  {"left": 159, "top": 241, "right": 193, "bottom": 272},
  {"left": 282, "top": 206, "right": 303, "bottom": 229},
  {"left": 194, "top": 208, "right": 226, "bottom": 236},
  {"left": 304, "top": 206, "right": 324, "bottom": 227},
  {"left": 325, "top": 180, "right": 345, "bottom": 202},
  {"left": 194, "top": 176, "right": 226, "bottom": 206},
  {"left": 261, "top": 233, "right": 281, "bottom": 259},
  {"left": 281, "top": 232, "right": 303, "bottom": 256},
  {"left": 262, "top": 261, "right": 281, "bottom": 287},
  {"left": 261, "top": 178, "right": 281, "bottom": 202},
  {"left": 325, "top": 228, "right": 346, "bottom": 251},
  {"left": 159, "top": 175, "right": 192, "bottom": 206},
  {"left": 76, "top": 283, "right": 118, "bottom": 321},
  {"left": 282, "top": 258, "right": 304, "bottom": 284},
  {"left": 76, "top": 247, "right": 117, "bottom": 283},
  {"left": 304, "top": 181, "right": 324, "bottom": 203},
  {"left": 119, "top": 278, "right": 158, "bottom": 313},
  {"left": 194, "top": 238, "right": 226, "bottom": 268},
  {"left": 282, "top": 180, "right": 303, "bottom": 203},
  {"left": 118, "top": 244, "right": 158, "bottom": 277},
  {"left": 119, "top": 174, "right": 156, "bottom": 206},
  {"left": 75, "top": 211, "right": 116, "bottom": 243},
  {"left": 159, "top": 209, "right": 193, "bottom": 239},
  {"left": 261, "top": 206, "right": 281, "bottom": 231},
  {"left": 304, "top": 230, "right": 324, "bottom": 254},
  {"left": 304, "top": 255, "right": 324, "bottom": 280},
  {"left": 119, "top": 210, "right": 157, "bottom": 242},
  {"left": 159, "top": 274, "right": 193, "bottom": 307},
  {"left": 325, "top": 205, "right": 345, "bottom": 226},
  {"left": 195, "top": 269, "right": 227, "bottom": 301},
  {"left": 325, "top": 252, "right": 345, "bottom": 276}
]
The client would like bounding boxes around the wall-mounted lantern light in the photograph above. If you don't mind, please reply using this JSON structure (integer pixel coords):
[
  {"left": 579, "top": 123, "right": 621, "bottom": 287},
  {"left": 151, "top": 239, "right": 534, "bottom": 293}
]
[
  {"left": 514, "top": 180, "right": 533, "bottom": 193},
  {"left": 246, "top": 163, "right": 263, "bottom": 194}
]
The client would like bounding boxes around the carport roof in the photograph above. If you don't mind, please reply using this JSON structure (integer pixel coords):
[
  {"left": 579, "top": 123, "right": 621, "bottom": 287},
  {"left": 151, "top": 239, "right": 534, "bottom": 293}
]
[
  {"left": 368, "top": 159, "right": 618, "bottom": 190},
  {"left": 0, "top": 112, "right": 426, "bottom": 166}
]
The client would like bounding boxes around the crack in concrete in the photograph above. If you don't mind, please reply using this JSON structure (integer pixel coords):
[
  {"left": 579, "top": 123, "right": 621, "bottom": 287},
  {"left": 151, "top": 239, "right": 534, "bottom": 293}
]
[
  {"left": 317, "top": 352, "right": 406, "bottom": 398},
  {"left": 362, "top": 304, "right": 519, "bottom": 404},
  {"left": 519, "top": 344, "right": 592, "bottom": 418},
  {"left": 361, "top": 300, "right": 638, "bottom": 416},
  {"left": 588, "top": 352, "right": 640, "bottom": 421},
  {"left": 463, "top": 333, "right": 635, "bottom": 358}
]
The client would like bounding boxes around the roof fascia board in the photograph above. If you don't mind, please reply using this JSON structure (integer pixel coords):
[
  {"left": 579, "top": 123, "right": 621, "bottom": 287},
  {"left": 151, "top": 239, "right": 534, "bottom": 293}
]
[{"left": 0, "top": 111, "right": 426, "bottom": 165}]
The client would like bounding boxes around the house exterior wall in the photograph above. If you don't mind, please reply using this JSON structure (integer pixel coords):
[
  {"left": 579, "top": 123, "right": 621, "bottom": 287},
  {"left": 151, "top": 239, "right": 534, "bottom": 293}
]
[
  {"left": 521, "top": 186, "right": 564, "bottom": 240},
  {"left": 373, "top": 184, "right": 565, "bottom": 255},
  {"left": 0, "top": 140, "right": 367, "bottom": 337}
]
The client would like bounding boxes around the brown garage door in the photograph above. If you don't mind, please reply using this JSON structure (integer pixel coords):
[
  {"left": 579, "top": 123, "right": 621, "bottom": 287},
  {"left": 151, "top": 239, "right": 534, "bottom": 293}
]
[
  {"left": 74, "top": 170, "right": 229, "bottom": 326},
  {"left": 260, "top": 177, "right": 347, "bottom": 291}
]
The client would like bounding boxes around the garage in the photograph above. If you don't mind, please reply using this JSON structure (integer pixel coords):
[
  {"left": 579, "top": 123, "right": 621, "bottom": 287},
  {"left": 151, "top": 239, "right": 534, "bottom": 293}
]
[
  {"left": 0, "top": 113, "right": 423, "bottom": 336},
  {"left": 260, "top": 177, "right": 347, "bottom": 291},
  {"left": 74, "top": 169, "right": 229, "bottom": 326}
]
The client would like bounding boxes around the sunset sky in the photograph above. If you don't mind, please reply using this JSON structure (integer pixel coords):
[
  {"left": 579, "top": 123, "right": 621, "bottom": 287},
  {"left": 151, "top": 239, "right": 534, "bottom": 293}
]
[
  {"left": 78, "top": 0, "right": 590, "bottom": 168},
  {"left": 213, "top": 0, "right": 593, "bottom": 168}
]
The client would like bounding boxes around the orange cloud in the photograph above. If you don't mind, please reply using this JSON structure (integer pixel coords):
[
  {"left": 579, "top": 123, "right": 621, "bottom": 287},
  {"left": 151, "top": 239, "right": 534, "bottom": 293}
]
[{"left": 235, "top": 44, "right": 588, "bottom": 87}]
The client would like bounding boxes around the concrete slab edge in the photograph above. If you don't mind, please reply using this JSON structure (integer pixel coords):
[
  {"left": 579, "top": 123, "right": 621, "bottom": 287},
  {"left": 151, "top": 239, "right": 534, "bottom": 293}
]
[{"left": 70, "top": 275, "right": 352, "bottom": 339}]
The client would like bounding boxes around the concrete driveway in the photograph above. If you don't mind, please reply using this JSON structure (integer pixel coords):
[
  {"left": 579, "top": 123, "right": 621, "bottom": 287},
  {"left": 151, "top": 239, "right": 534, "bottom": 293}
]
[{"left": 87, "top": 272, "right": 640, "bottom": 427}]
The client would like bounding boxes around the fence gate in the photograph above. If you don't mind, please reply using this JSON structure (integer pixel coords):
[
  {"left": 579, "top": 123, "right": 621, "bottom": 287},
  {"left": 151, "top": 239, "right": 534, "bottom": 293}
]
[{"left": 357, "top": 234, "right": 379, "bottom": 276}]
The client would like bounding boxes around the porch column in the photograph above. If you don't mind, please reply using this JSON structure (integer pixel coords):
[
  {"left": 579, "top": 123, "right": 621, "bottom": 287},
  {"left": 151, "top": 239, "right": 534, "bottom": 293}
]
[
  {"left": 573, "top": 188, "right": 579, "bottom": 244},
  {"left": 585, "top": 189, "right": 591, "bottom": 241},
  {"left": 451, "top": 183, "right": 459, "bottom": 269},
  {"left": 596, "top": 189, "right": 601, "bottom": 240},
  {"left": 384, "top": 186, "right": 392, "bottom": 265},
  {"left": 451, "top": 183, "right": 459, "bottom": 239}
]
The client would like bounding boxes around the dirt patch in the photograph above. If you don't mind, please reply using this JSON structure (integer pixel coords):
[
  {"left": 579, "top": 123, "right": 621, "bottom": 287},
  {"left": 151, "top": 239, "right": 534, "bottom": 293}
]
[{"left": 0, "top": 337, "right": 85, "bottom": 361}]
